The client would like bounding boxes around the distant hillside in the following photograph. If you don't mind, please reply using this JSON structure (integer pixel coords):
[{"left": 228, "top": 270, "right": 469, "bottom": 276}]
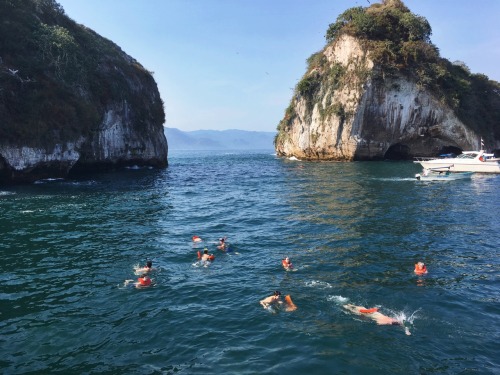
[{"left": 164, "top": 128, "right": 276, "bottom": 150}]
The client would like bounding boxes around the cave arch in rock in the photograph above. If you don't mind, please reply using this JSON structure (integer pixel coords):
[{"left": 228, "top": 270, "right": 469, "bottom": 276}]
[
  {"left": 435, "top": 145, "right": 462, "bottom": 157},
  {"left": 384, "top": 143, "right": 411, "bottom": 160}
]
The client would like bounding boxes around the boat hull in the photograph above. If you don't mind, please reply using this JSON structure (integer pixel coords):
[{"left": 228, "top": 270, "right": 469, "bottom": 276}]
[
  {"left": 415, "top": 150, "right": 500, "bottom": 173},
  {"left": 417, "top": 161, "right": 500, "bottom": 173}
]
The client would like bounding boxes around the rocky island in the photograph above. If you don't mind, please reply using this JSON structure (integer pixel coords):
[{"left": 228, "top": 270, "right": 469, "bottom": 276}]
[
  {"left": 0, "top": 0, "right": 168, "bottom": 184},
  {"left": 275, "top": 0, "right": 500, "bottom": 160}
]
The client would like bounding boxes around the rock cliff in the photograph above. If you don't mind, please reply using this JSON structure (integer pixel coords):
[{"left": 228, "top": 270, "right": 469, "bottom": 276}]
[
  {"left": 0, "top": 0, "right": 168, "bottom": 183},
  {"left": 275, "top": 0, "right": 500, "bottom": 160}
]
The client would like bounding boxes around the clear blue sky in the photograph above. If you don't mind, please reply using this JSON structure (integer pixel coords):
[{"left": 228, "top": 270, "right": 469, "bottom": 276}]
[{"left": 56, "top": 0, "right": 500, "bottom": 132}]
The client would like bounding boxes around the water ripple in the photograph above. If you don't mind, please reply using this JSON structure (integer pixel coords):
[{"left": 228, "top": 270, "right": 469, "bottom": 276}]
[{"left": 0, "top": 151, "right": 499, "bottom": 374}]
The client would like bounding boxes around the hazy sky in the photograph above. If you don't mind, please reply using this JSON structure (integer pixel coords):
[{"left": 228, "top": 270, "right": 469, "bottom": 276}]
[{"left": 56, "top": 0, "right": 500, "bottom": 132}]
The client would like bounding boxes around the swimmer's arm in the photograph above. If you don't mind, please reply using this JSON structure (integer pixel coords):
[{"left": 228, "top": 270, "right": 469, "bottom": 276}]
[{"left": 260, "top": 297, "right": 274, "bottom": 308}]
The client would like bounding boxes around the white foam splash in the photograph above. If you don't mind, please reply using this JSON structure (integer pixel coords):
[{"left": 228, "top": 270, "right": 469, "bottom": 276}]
[
  {"left": 392, "top": 308, "right": 420, "bottom": 325},
  {"left": 192, "top": 260, "right": 211, "bottom": 268},
  {"left": 305, "top": 280, "right": 332, "bottom": 289},
  {"left": 391, "top": 308, "right": 421, "bottom": 335},
  {"left": 327, "top": 295, "right": 349, "bottom": 304}
]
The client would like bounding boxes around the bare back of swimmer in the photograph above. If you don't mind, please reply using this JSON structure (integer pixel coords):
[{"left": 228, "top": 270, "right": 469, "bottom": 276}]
[
  {"left": 260, "top": 291, "right": 282, "bottom": 309},
  {"left": 134, "top": 260, "right": 155, "bottom": 274},
  {"left": 343, "top": 304, "right": 400, "bottom": 325}
]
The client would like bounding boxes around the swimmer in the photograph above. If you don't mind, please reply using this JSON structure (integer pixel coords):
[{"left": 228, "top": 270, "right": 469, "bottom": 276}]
[
  {"left": 192, "top": 235, "right": 202, "bottom": 243},
  {"left": 124, "top": 273, "right": 152, "bottom": 288},
  {"left": 414, "top": 261, "right": 428, "bottom": 274},
  {"left": 343, "top": 304, "right": 399, "bottom": 325},
  {"left": 201, "top": 248, "right": 214, "bottom": 261},
  {"left": 282, "top": 257, "right": 293, "bottom": 270},
  {"left": 217, "top": 237, "right": 227, "bottom": 251},
  {"left": 343, "top": 304, "right": 411, "bottom": 335},
  {"left": 134, "top": 260, "right": 154, "bottom": 274},
  {"left": 260, "top": 290, "right": 283, "bottom": 309}
]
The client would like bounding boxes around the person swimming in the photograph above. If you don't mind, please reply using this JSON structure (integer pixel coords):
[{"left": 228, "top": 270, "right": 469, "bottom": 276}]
[
  {"left": 137, "top": 273, "right": 152, "bottom": 287},
  {"left": 260, "top": 291, "right": 297, "bottom": 312},
  {"left": 192, "top": 235, "right": 202, "bottom": 243},
  {"left": 260, "top": 290, "right": 282, "bottom": 309},
  {"left": 200, "top": 248, "right": 214, "bottom": 261},
  {"left": 414, "top": 262, "right": 428, "bottom": 274},
  {"left": 217, "top": 237, "right": 227, "bottom": 251},
  {"left": 124, "top": 273, "right": 152, "bottom": 288},
  {"left": 134, "top": 260, "right": 154, "bottom": 274},
  {"left": 282, "top": 257, "right": 293, "bottom": 270},
  {"left": 343, "top": 303, "right": 410, "bottom": 335},
  {"left": 343, "top": 304, "right": 399, "bottom": 325}
]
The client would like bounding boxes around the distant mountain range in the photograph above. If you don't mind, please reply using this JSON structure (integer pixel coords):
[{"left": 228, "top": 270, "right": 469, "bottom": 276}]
[{"left": 164, "top": 128, "right": 276, "bottom": 150}]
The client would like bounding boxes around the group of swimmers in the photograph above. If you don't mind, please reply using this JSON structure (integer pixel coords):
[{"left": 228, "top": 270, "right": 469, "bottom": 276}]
[
  {"left": 193, "top": 236, "right": 229, "bottom": 264},
  {"left": 258, "top": 257, "right": 298, "bottom": 313},
  {"left": 127, "top": 236, "right": 428, "bottom": 334},
  {"left": 260, "top": 256, "right": 428, "bottom": 334}
]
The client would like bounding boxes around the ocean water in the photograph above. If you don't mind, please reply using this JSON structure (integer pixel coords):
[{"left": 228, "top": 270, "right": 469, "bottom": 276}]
[{"left": 1, "top": 150, "right": 499, "bottom": 374}]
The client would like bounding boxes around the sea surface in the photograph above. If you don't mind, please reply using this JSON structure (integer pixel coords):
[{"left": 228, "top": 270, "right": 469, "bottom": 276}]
[{"left": 1, "top": 150, "right": 499, "bottom": 375}]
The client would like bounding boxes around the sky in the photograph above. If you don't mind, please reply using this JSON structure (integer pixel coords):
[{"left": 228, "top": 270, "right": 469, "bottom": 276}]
[{"left": 56, "top": 0, "right": 500, "bottom": 133}]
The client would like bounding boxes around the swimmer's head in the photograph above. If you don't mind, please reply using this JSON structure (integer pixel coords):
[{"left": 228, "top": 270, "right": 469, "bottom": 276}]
[
  {"left": 140, "top": 273, "right": 148, "bottom": 278},
  {"left": 204, "top": 249, "right": 208, "bottom": 254},
  {"left": 417, "top": 262, "right": 425, "bottom": 267},
  {"left": 146, "top": 261, "right": 152, "bottom": 268},
  {"left": 285, "top": 257, "right": 290, "bottom": 261},
  {"left": 274, "top": 290, "right": 281, "bottom": 296},
  {"left": 219, "top": 238, "right": 225, "bottom": 242}
]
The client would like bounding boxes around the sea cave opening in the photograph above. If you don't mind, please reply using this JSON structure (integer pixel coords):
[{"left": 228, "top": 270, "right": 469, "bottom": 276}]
[
  {"left": 384, "top": 143, "right": 411, "bottom": 160},
  {"left": 435, "top": 145, "right": 462, "bottom": 157}
]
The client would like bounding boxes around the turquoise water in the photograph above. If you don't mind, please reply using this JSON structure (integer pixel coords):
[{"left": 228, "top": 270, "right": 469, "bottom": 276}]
[{"left": 1, "top": 150, "right": 499, "bottom": 374}]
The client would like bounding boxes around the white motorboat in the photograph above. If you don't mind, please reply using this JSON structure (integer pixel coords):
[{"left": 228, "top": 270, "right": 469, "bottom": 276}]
[
  {"left": 414, "top": 150, "right": 500, "bottom": 173},
  {"left": 415, "top": 168, "right": 473, "bottom": 181}
]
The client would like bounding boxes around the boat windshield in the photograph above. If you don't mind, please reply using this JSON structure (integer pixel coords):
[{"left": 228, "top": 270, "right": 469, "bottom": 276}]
[{"left": 457, "top": 153, "right": 478, "bottom": 159}]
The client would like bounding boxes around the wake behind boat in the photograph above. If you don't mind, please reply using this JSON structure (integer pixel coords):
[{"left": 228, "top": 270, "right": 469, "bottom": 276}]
[{"left": 414, "top": 150, "right": 500, "bottom": 173}]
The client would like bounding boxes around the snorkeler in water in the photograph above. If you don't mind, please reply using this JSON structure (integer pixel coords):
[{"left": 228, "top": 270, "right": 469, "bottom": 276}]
[
  {"left": 124, "top": 273, "right": 152, "bottom": 288},
  {"left": 217, "top": 237, "right": 227, "bottom": 251},
  {"left": 343, "top": 303, "right": 411, "bottom": 335},
  {"left": 134, "top": 260, "right": 155, "bottom": 274},
  {"left": 414, "top": 261, "right": 428, "bottom": 274},
  {"left": 260, "top": 291, "right": 283, "bottom": 309},
  {"left": 201, "top": 249, "right": 214, "bottom": 261},
  {"left": 282, "top": 257, "right": 293, "bottom": 270},
  {"left": 260, "top": 291, "right": 297, "bottom": 312}
]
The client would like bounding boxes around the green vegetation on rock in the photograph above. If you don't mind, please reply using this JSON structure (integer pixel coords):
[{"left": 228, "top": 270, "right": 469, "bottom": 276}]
[{"left": 0, "top": 0, "right": 165, "bottom": 148}]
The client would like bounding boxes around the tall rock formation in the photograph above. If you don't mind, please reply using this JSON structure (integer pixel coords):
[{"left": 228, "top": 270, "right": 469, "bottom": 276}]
[
  {"left": 0, "top": 0, "right": 168, "bottom": 183},
  {"left": 275, "top": 0, "right": 500, "bottom": 160}
]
